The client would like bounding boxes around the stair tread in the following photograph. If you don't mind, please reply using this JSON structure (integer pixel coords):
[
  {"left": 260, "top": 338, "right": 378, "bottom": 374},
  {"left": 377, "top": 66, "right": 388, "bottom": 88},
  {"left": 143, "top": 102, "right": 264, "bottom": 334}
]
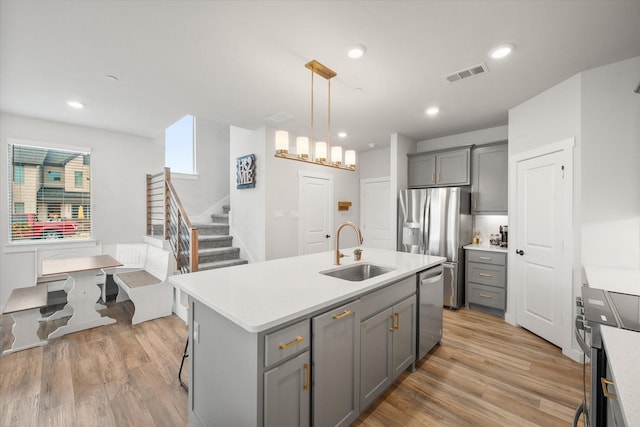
[
  {"left": 194, "top": 222, "right": 229, "bottom": 227},
  {"left": 198, "top": 247, "right": 240, "bottom": 255},
  {"left": 199, "top": 259, "right": 248, "bottom": 270},
  {"left": 198, "top": 235, "right": 232, "bottom": 241}
]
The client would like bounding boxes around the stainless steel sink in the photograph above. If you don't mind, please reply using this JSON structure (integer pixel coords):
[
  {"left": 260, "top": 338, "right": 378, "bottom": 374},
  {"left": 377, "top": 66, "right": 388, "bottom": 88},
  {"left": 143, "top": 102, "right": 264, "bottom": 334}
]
[{"left": 320, "top": 263, "right": 395, "bottom": 282}]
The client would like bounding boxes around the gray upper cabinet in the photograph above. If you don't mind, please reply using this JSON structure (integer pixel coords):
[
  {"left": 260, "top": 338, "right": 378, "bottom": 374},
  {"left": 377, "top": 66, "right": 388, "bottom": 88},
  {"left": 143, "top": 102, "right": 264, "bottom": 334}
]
[
  {"left": 471, "top": 143, "right": 508, "bottom": 214},
  {"left": 408, "top": 147, "right": 470, "bottom": 188},
  {"left": 312, "top": 300, "right": 361, "bottom": 427},
  {"left": 408, "top": 153, "right": 436, "bottom": 187}
]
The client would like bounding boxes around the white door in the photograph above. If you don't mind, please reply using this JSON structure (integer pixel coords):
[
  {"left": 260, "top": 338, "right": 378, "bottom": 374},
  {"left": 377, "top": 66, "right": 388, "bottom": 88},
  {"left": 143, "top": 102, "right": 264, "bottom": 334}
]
[
  {"left": 299, "top": 172, "right": 333, "bottom": 254},
  {"left": 514, "top": 147, "right": 569, "bottom": 348},
  {"left": 360, "top": 178, "right": 393, "bottom": 250}
]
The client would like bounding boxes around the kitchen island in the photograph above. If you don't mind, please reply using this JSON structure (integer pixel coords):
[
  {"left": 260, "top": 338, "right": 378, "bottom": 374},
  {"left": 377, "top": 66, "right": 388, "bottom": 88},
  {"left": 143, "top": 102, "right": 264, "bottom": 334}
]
[{"left": 169, "top": 248, "right": 445, "bottom": 427}]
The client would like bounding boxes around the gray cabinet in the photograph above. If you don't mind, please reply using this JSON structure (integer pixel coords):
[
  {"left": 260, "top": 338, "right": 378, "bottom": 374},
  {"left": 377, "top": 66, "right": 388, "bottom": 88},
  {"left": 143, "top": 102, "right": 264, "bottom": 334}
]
[
  {"left": 359, "top": 277, "right": 416, "bottom": 410},
  {"left": 408, "top": 147, "right": 470, "bottom": 188},
  {"left": 471, "top": 143, "right": 508, "bottom": 214},
  {"left": 264, "top": 351, "right": 310, "bottom": 427},
  {"left": 312, "top": 300, "right": 361, "bottom": 427},
  {"left": 465, "top": 250, "right": 507, "bottom": 314}
]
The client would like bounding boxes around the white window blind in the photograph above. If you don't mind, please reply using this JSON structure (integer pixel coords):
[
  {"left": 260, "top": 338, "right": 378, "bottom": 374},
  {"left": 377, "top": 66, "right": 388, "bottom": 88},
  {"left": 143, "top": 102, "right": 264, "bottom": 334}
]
[{"left": 8, "top": 143, "right": 91, "bottom": 241}]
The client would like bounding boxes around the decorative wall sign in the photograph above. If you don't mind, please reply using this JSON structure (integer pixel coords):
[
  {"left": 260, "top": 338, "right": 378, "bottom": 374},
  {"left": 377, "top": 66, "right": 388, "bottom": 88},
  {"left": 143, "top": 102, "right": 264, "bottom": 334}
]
[{"left": 236, "top": 154, "right": 256, "bottom": 189}]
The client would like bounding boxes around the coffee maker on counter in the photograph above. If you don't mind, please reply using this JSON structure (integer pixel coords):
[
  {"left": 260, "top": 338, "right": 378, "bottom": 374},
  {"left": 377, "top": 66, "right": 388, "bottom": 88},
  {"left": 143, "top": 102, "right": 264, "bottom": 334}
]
[{"left": 500, "top": 225, "right": 508, "bottom": 247}]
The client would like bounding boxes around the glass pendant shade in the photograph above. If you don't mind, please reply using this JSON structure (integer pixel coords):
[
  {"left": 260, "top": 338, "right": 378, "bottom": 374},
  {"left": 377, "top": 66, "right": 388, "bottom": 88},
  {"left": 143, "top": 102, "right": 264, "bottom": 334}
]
[
  {"left": 296, "top": 137, "right": 309, "bottom": 159},
  {"left": 331, "top": 146, "right": 343, "bottom": 165},
  {"left": 345, "top": 150, "right": 356, "bottom": 168},
  {"left": 315, "top": 141, "right": 327, "bottom": 162},
  {"left": 275, "top": 130, "right": 289, "bottom": 154}
]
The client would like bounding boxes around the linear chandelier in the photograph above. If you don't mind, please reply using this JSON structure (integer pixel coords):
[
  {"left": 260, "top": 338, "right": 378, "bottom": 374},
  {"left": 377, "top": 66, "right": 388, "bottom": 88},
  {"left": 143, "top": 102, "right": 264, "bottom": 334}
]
[{"left": 274, "top": 59, "right": 356, "bottom": 171}]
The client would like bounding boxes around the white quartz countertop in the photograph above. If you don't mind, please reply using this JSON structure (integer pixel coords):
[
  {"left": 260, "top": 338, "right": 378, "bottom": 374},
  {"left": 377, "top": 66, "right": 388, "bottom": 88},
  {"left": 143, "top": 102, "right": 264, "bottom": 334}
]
[
  {"left": 169, "top": 248, "right": 445, "bottom": 333},
  {"left": 584, "top": 265, "right": 640, "bottom": 426},
  {"left": 463, "top": 243, "right": 508, "bottom": 253}
]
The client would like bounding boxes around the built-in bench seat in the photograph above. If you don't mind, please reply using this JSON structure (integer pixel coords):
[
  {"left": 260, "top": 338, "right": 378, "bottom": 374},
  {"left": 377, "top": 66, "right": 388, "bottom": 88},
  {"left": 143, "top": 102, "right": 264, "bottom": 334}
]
[
  {"left": 113, "top": 244, "right": 173, "bottom": 325},
  {"left": 2, "top": 284, "right": 48, "bottom": 355}
]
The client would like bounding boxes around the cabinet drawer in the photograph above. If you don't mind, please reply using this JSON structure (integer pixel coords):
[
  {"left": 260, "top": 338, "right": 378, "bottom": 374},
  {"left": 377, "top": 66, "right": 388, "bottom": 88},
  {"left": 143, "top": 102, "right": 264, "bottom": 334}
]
[
  {"left": 265, "top": 320, "right": 310, "bottom": 368},
  {"left": 361, "top": 276, "right": 415, "bottom": 320},
  {"left": 467, "top": 262, "right": 506, "bottom": 288},
  {"left": 468, "top": 283, "right": 505, "bottom": 309},
  {"left": 467, "top": 250, "right": 506, "bottom": 266}
]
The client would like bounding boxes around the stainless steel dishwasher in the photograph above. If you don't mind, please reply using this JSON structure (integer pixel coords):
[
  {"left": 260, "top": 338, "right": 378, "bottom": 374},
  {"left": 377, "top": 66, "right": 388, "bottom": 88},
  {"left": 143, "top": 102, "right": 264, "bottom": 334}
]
[{"left": 417, "top": 264, "right": 444, "bottom": 360}]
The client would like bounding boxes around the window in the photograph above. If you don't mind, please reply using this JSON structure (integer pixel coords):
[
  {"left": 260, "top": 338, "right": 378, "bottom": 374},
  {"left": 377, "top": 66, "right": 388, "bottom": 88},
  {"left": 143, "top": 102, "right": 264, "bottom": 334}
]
[
  {"left": 13, "top": 165, "right": 24, "bottom": 183},
  {"left": 75, "top": 171, "right": 83, "bottom": 188},
  {"left": 8, "top": 143, "right": 91, "bottom": 241},
  {"left": 165, "top": 114, "right": 195, "bottom": 174}
]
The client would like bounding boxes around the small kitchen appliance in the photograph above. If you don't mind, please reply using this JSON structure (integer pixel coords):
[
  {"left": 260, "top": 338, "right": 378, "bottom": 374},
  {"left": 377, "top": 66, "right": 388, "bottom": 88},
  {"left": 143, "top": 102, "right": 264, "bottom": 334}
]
[{"left": 499, "top": 225, "right": 508, "bottom": 247}]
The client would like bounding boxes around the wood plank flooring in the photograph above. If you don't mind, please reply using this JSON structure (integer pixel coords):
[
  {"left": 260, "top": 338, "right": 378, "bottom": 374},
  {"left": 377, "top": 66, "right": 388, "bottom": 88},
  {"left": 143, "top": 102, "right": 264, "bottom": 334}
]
[{"left": 1, "top": 303, "right": 587, "bottom": 426}]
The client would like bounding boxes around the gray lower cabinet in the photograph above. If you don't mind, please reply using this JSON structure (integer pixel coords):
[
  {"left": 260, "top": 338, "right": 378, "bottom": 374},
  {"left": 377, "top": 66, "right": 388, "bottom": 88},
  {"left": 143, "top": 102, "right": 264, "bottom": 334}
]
[
  {"left": 312, "top": 300, "right": 361, "bottom": 427},
  {"left": 360, "top": 277, "right": 416, "bottom": 410},
  {"left": 465, "top": 250, "right": 507, "bottom": 313},
  {"left": 264, "top": 351, "right": 310, "bottom": 427},
  {"left": 471, "top": 143, "right": 508, "bottom": 214}
]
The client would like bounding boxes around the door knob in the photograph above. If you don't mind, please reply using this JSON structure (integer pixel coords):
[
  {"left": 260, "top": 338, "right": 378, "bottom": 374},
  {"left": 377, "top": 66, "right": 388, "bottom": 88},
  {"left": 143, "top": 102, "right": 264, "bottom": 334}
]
[
  {"left": 325, "top": 234, "right": 331, "bottom": 239},
  {"left": 516, "top": 249, "right": 525, "bottom": 256}
]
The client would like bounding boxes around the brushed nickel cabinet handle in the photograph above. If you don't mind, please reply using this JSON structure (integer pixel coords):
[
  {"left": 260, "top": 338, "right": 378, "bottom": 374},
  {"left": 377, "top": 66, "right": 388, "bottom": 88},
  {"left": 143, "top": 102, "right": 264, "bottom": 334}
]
[
  {"left": 601, "top": 378, "right": 617, "bottom": 399},
  {"left": 479, "top": 273, "right": 492, "bottom": 278},
  {"left": 279, "top": 336, "right": 303, "bottom": 350},
  {"left": 474, "top": 198, "right": 477, "bottom": 210},
  {"left": 479, "top": 256, "right": 492, "bottom": 260},
  {"left": 479, "top": 293, "right": 492, "bottom": 299},
  {"left": 303, "top": 363, "right": 310, "bottom": 390},
  {"left": 333, "top": 309, "right": 352, "bottom": 320}
]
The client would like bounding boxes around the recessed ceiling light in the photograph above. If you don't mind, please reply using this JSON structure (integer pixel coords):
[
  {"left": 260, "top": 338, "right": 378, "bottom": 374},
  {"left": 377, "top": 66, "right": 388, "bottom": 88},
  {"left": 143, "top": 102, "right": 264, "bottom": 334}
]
[
  {"left": 347, "top": 44, "right": 367, "bottom": 59},
  {"left": 67, "top": 100, "right": 85, "bottom": 109},
  {"left": 338, "top": 132, "right": 348, "bottom": 138},
  {"left": 426, "top": 106, "right": 440, "bottom": 116},
  {"left": 368, "top": 143, "right": 376, "bottom": 148},
  {"left": 489, "top": 43, "right": 515, "bottom": 59}
]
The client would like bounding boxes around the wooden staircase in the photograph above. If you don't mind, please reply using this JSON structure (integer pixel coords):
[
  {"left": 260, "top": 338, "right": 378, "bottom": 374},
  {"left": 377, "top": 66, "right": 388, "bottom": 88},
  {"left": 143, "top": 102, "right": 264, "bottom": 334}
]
[{"left": 194, "top": 205, "right": 248, "bottom": 271}]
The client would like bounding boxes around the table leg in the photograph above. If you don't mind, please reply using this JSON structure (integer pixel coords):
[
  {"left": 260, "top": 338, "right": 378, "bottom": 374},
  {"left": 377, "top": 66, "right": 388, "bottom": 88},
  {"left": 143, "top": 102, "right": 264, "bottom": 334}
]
[
  {"left": 48, "top": 270, "right": 116, "bottom": 339},
  {"left": 3, "top": 309, "right": 48, "bottom": 355}
]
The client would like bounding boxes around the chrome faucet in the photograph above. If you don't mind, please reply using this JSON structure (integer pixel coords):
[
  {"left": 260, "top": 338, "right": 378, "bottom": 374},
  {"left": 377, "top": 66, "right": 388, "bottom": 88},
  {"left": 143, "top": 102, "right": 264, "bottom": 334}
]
[{"left": 335, "top": 221, "right": 364, "bottom": 265}]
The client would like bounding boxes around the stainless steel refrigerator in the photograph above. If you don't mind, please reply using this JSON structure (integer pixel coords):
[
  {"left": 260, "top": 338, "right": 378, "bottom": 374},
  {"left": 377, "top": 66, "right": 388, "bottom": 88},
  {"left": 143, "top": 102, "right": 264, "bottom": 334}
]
[{"left": 398, "top": 187, "right": 472, "bottom": 309}]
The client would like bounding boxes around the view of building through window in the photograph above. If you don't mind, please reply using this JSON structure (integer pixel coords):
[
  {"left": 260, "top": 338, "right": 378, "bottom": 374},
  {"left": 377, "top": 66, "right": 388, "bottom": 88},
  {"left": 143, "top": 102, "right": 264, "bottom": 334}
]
[
  {"left": 8, "top": 143, "right": 91, "bottom": 241},
  {"left": 165, "top": 114, "right": 195, "bottom": 174}
]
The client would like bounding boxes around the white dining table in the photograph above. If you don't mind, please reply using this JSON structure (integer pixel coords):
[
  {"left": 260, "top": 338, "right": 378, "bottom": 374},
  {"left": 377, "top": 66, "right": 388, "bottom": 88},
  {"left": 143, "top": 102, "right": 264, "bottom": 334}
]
[{"left": 42, "top": 254, "right": 123, "bottom": 339}]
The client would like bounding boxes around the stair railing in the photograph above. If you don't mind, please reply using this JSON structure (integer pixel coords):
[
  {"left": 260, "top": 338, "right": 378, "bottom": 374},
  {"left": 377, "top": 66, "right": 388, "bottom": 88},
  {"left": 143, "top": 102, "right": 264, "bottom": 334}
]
[{"left": 147, "top": 168, "right": 199, "bottom": 273}]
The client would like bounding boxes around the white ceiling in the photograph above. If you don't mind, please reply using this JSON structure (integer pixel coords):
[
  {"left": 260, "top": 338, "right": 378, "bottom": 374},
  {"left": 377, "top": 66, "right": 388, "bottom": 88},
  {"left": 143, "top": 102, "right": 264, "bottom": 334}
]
[{"left": 1, "top": 1, "right": 639, "bottom": 153}]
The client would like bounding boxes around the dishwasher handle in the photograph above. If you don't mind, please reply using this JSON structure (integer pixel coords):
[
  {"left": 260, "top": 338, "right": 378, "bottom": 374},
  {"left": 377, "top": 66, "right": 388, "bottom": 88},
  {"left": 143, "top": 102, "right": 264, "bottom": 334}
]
[{"left": 421, "top": 272, "right": 444, "bottom": 285}]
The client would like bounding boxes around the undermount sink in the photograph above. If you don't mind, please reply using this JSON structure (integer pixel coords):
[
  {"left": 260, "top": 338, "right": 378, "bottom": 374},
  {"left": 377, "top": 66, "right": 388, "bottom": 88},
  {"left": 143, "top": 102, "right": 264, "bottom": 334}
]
[{"left": 321, "top": 263, "right": 396, "bottom": 282}]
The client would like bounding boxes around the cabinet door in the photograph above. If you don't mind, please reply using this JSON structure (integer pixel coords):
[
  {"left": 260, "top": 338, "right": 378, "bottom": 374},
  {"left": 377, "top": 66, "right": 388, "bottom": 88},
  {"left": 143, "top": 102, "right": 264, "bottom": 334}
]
[
  {"left": 360, "top": 307, "right": 393, "bottom": 409},
  {"left": 472, "top": 144, "right": 507, "bottom": 214},
  {"left": 408, "top": 153, "right": 436, "bottom": 187},
  {"left": 264, "top": 351, "right": 310, "bottom": 427},
  {"left": 312, "top": 300, "right": 361, "bottom": 427},
  {"left": 391, "top": 296, "right": 417, "bottom": 378},
  {"left": 436, "top": 149, "right": 470, "bottom": 185}
]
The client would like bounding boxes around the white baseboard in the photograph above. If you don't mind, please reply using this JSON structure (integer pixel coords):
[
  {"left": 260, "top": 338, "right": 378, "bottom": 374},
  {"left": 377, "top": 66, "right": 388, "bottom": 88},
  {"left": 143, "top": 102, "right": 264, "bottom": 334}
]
[{"left": 190, "top": 195, "right": 230, "bottom": 224}]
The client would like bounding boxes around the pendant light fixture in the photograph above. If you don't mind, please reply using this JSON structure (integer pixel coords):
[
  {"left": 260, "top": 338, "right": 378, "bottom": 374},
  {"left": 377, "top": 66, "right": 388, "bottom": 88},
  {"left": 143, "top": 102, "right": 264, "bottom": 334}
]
[{"left": 274, "top": 60, "right": 355, "bottom": 171}]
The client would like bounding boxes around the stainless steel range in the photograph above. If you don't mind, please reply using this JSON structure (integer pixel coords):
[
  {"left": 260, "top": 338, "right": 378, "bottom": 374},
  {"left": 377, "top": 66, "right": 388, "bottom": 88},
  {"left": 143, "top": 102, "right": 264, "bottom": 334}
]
[{"left": 575, "top": 287, "right": 640, "bottom": 426}]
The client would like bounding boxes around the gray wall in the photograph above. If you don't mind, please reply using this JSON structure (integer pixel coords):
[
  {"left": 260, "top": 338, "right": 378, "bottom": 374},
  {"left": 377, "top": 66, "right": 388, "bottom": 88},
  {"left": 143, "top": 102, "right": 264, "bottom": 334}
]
[
  {"left": 359, "top": 147, "right": 390, "bottom": 180},
  {"left": 417, "top": 125, "right": 508, "bottom": 152},
  {"left": 0, "top": 112, "right": 163, "bottom": 308}
]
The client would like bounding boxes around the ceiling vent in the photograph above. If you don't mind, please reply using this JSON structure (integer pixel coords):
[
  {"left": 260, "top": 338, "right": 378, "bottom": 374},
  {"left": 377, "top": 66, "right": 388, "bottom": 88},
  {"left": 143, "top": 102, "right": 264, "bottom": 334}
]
[
  {"left": 265, "top": 112, "right": 294, "bottom": 123},
  {"left": 445, "top": 62, "right": 489, "bottom": 83}
]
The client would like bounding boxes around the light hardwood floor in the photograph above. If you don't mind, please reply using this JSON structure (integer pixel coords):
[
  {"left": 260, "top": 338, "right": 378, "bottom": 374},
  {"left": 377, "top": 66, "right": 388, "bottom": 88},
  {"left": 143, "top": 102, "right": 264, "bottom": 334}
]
[{"left": 1, "top": 302, "right": 587, "bottom": 426}]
